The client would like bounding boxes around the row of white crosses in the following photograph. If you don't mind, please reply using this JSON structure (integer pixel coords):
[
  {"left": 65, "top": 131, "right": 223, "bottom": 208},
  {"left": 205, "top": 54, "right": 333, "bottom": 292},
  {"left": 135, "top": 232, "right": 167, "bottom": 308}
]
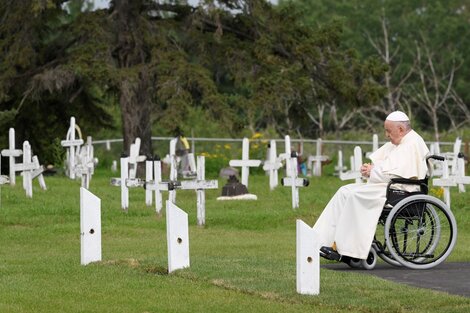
[
  {"left": 61, "top": 117, "right": 98, "bottom": 188},
  {"left": 115, "top": 138, "right": 217, "bottom": 226},
  {"left": 1, "top": 128, "right": 47, "bottom": 197},
  {"left": 229, "top": 135, "right": 308, "bottom": 208}
]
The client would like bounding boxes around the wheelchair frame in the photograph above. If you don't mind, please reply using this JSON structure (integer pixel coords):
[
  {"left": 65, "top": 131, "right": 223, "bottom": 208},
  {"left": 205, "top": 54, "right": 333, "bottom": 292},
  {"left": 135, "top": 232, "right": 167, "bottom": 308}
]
[{"left": 348, "top": 155, "right": 458, "bottom": 270}]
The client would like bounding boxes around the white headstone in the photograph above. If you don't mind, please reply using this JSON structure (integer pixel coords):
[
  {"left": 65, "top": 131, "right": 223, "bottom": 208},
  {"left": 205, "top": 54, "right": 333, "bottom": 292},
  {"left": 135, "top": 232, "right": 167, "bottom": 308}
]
[
  {"left": 80, "top": 187, "right": 102, "bottom": 265},
  {"left": 296, "top": 220, "right": 320, "bottom": 295},
  {"left": 166, "top": 201, "right": 190, "bottom": 273}
]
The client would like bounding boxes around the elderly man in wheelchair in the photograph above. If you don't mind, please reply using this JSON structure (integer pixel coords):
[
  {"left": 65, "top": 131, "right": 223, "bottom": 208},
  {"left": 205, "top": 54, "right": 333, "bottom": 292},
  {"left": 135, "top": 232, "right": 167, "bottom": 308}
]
[{"left": 314, "top": 111, "right": 457, "bottom": 270}]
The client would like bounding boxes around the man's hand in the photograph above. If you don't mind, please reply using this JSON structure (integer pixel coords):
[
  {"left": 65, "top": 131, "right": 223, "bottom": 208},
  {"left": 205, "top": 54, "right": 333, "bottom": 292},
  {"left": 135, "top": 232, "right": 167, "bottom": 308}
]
[{"left": 360, "top": 163, "right": 373, "bottom": 178}]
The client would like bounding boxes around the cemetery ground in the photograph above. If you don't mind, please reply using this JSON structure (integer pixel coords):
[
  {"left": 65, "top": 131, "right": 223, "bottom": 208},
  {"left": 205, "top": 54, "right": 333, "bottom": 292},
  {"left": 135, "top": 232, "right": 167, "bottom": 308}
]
[{"left": 1, "top": 169, "right": 469, "bottom": 313}]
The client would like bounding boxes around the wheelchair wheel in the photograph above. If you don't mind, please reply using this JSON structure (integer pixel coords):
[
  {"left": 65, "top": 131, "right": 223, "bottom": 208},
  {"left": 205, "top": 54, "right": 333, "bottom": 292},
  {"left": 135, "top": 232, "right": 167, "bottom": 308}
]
[
  {"left": 360, "top": 248, "right": 377, "bottom": 270},
  {"left": 345, "top": 257, "right": 362, "bottom": 269},
  {"left": 384, "top": 195, "right": 457, "bottom": 269}
]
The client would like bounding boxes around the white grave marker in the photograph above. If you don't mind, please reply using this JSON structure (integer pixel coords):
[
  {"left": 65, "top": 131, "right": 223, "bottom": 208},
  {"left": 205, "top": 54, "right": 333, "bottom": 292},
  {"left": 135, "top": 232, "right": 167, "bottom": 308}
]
[
  {"left": 262, "top": 140, "right": 282, "bottom": 190},
  {"left": 229, "top": 138, "right": 261, "bottom": 188},
  {"left": 61, "top": 117, "right": 84, "bottom": 179},
  {"left": 18, "top": 141, "right": 46, "bottom": 198},
  {"left": 296, "top": 220, "right": 320, "bottom": 295},
  {"left": 80, "top": 187, "right": 102, "bottom": 265},
  {"left": 281, "top": 154, "right": 309, "bottom": 209},
  {"left": 334, "top": 150, "right": 347, "bottom": 176},
  {"left": 339, "top": 146, "right": 363, "bottom": 183},
  {"left": 166, "top": 201, "right": 190, "bottom": 273},
  {"left": 145, "top": 157, "right": 154, "bottom": 206},
  {"left": 366, "top": 134, "right": 379, "bottom": 158},
  {"left": 433, "top": 158, "right": 455, "bottom": 208},
  {"left": 1, "top": 128, "right": 22, "bottom": 186},
  {"left": 307, "top": 138, "right": 329, "bottom": 177},
  {"left": 128, "top": 137, "right": 146, "bottom": 179},
  {"left": 120, "top": 156, "right": 129, "bottom": 210}
]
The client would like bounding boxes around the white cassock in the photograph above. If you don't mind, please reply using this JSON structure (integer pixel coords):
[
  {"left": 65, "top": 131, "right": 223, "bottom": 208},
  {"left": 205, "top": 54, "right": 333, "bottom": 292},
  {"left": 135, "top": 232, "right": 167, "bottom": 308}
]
[{"left": 312, "top": 130, "right": 429, "bottom": 259}]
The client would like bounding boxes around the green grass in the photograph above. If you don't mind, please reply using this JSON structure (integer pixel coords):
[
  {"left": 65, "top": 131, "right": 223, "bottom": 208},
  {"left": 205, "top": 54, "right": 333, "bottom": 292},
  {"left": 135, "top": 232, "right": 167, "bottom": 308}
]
[{"left": 1, "top": 168, "right": 469, "bottom": 313}]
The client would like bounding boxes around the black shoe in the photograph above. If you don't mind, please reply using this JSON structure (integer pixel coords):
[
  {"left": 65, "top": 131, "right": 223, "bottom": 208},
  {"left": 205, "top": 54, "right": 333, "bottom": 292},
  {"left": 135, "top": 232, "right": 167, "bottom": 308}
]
[{"left": 320, "top": 246, "right": 342, "bottom": 261}]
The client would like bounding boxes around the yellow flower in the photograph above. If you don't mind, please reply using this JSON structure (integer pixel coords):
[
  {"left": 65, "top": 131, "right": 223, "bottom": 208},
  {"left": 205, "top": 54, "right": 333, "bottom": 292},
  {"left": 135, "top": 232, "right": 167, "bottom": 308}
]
[
  {"left": 252, "top": 132, "right": 263, "bottom": 139},
  {"left": 224, "top": 144, "right": 231, "bottom": 150}
]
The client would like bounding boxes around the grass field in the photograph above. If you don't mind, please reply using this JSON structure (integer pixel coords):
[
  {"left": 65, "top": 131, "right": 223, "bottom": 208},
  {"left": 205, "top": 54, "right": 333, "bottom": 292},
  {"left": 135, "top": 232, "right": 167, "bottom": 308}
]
[{"left": 1, "top": 168, "right": 469, "bottom": 313}]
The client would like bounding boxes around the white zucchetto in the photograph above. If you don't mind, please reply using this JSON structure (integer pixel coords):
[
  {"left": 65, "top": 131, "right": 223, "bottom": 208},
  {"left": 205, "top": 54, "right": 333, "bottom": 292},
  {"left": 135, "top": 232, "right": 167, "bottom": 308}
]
[{"left": 386, "top": 111, "right": 409, "bottom": 122}]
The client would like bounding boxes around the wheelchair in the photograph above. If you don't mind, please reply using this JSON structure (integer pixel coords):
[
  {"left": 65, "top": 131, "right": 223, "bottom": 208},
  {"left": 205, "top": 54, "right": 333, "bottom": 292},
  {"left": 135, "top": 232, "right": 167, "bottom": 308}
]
[{"left": 346, "top": 155, "right": 458, "bottom": 270}]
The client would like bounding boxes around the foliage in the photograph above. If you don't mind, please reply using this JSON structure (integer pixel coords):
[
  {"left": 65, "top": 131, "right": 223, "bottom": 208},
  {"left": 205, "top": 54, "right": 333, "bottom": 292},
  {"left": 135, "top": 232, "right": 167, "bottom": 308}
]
[
  {"left": 0, "top": 0, "right": 386, "bottom": 167},
  {"left": 281, "top": 0, "right": 470, "bottom": 137}
]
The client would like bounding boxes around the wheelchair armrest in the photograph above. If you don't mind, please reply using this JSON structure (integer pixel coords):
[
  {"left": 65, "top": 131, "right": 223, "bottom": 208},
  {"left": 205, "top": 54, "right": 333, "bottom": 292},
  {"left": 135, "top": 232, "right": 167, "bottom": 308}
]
[{"left": 389, "top": 178, "right": 428, "bottom": 185}]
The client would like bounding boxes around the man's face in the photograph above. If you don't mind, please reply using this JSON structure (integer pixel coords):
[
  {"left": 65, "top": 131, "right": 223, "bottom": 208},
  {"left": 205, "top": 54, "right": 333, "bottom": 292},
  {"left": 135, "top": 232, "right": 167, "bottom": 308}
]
[{"left": 384, "top": 120, "right": 405, "bottom": 145}]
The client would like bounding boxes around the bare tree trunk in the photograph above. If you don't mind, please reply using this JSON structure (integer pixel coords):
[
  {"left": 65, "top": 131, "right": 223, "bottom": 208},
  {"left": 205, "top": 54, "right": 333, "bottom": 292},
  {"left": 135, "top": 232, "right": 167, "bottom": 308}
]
[{"left": 120, "top": 71, "right": 153, "bottom": 157}]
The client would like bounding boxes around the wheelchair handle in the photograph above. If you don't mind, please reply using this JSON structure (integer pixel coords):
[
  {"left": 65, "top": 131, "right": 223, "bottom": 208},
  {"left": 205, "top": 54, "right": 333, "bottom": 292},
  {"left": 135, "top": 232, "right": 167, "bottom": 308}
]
[{"left": 427, "top": 154, "right": 445, "bottom": 162}]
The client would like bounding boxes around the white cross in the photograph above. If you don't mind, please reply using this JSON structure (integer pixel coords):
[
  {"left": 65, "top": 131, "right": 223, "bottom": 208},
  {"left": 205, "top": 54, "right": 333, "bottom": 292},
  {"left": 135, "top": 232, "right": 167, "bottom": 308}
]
[
  {"left": 339, "top": 146, "right": 363, "bottom": 183},
  {"left": 334, "top": 150, "right": 348, "bottom": 176},
  {"left": 146, "top": 156, "right": 218, "bottom": 225},
  {"left": 19, "top": 141, "right": 46, "bottom": 198},
  {"left": 278, "top": 135, "right": 292, "bottom": 173},
  {"left": 229, "top": 137, "right": 261, "bottom": 188},
  {"left": 307, "top": 138, "right": 329, "bottom": 177},
  {"left": 75, "top": 136, "right": 96, "bottom": 189},
  {"left": 128, "top": 137, "right": 147, "bottom": 179},
  {"left": 61, "top": 117, "right": 84, "bottom": 179},
  {"left": 433, "top": 158, "right": 455, "bottom": 208},
  {"left": 454, "top": 155, "right": 470, "bottom": 193},
  {"left": 1, "top": 128, "right": 23, "bottom": 186},
  {"left": 262, "top": 140, "right": 282, "bottom": 190},
  {"left": 281, "top": 155, "right": 309, "bottom": 209},
  {"left": 365, "top": 134, "right": 379, "bottom": 158}
]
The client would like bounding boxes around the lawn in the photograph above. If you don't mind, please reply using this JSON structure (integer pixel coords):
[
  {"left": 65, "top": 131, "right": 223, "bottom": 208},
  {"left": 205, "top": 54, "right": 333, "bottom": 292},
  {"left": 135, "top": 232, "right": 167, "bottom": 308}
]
[{"left": 1, "top": 167, "right": 469, "bottom": 313}]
